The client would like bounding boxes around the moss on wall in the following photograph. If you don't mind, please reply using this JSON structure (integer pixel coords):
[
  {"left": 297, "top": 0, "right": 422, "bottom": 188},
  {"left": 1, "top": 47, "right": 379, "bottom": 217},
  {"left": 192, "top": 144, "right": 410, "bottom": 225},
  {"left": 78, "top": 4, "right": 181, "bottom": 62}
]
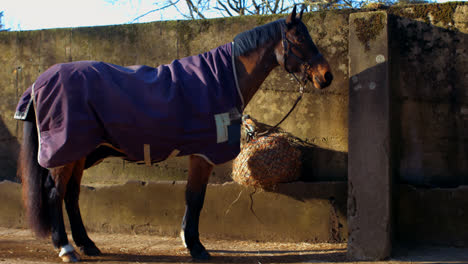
[
  {"left": 174, "top": 20, "right": 196, "bottom": 56},
  {"left": 389, "top": 2, "right": 465, "bottom": 30},
  {"left": 388, "top": 2, "right": 468, "bottom": 187},
  {"left": 353, "top": 12, "right": 386, "bottom": 51}
]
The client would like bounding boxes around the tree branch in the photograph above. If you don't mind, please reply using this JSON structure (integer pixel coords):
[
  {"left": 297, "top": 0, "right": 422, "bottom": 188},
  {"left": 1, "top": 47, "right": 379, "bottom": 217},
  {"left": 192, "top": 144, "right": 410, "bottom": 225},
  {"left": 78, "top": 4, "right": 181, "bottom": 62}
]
[
  {"left": 185, "top": 0, "right": 207, "bottom": 19},
  {"left": 131, "top": 0, "right": 180, "bottom": 22},
  {"left": 216, "top": 0, "right": 235, "bottom": 16}
]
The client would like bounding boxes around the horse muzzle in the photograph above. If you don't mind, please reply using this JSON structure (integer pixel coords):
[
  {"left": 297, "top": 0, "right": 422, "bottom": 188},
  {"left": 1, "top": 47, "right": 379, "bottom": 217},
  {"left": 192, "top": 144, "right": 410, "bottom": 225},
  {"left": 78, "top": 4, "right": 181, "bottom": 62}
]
[
  {"left": 307, "top": 55, "right": 333, "bottom": 89},
  {"left": 312, "top": 71, "right": 333, "bottom": 89}
]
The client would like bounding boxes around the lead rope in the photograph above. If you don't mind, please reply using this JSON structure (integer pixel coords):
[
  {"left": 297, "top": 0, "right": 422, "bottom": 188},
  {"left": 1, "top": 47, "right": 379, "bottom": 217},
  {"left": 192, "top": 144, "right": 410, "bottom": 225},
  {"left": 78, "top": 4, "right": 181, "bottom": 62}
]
[
  {"left": 253, "top": 25, "right": 311, "bottom": 138},
  {"left": 256, "top": 83, "right": 304, "bottom": 137},
  {"left": 256, "top": 27, "right": 305, "bottom": 137}
]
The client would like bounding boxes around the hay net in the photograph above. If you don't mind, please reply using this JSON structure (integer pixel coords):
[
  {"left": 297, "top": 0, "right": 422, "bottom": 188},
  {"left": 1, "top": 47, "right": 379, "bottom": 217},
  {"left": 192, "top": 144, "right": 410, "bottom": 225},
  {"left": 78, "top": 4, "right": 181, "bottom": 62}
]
[{"left": 231, "top": 115, "right": 302, "bottom": 189}]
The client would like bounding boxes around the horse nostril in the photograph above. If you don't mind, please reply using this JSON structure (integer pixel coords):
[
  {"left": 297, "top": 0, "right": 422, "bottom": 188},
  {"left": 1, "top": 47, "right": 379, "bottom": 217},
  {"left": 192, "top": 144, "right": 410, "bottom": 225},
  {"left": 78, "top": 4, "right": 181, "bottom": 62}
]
[{"left": 324, "top": 71, "right": 333, "bottom": 84}]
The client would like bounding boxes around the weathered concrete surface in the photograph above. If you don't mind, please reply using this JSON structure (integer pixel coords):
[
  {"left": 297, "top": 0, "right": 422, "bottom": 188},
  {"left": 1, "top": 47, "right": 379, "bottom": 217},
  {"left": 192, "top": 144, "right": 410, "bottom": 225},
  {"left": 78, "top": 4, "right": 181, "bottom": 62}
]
[
  {"left": 0, "top": 180, "right": 347, "bottom": 243},
  {"left": 1, "top": 3, "right": 467, "bottom": 187},
  {"left": 388, "top": 3, "right": 468, "bottom": 187},
  {"left": 397, "top": 184, "right": 468, "bottom": 247},
  {"left": 0, "top": 31, "right": 20, "bottom": 183},
  {"left": 0, "top": 118, "right": 18, "bottom": 183},
  {"left": 83, "top": 157, "right": 234, "bottom": 184},
  {"left": 0, "top": 11, "right": 349, "bottom": 185},
  {"left": 0, "top": 2, "right": 467, "bottom": 258},
  {"left": 347, "top": 11, "right": 392, "bottom": 260},
  {"left": 0, "top": 181, "right": 24, "bottom": 228},
  {"left": 3, "top": 180, "right": 468, "bottom": 248},
  {"left": 245, "top": 11, "right": 350, "bottom": 182}
]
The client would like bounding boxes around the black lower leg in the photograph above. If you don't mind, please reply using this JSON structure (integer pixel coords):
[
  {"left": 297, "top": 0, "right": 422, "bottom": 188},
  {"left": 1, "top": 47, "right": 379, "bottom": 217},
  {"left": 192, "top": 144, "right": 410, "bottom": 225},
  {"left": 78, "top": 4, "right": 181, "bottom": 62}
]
[
  {"left": 182, "top": 186, "right": 210, "bottom": 260},
  {"left": 65, "top": 181, "right": 101, "bottom": 256},
  {"left": 44, "top": 174, "right": 69, "bottom": 249}
]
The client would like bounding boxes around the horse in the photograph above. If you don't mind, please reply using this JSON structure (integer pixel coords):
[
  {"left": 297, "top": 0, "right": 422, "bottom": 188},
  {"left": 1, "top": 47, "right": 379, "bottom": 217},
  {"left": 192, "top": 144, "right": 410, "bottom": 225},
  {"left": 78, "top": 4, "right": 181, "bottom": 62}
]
[{"left": 15, "top": 5, "right": 332, "bottom": 262}]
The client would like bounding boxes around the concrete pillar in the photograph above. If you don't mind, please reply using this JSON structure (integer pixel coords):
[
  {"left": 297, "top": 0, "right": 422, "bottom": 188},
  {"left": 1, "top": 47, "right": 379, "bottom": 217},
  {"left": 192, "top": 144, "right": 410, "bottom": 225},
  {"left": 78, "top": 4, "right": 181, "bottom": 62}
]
[{"left": 347, "top": 11, "right": 392, "bottom": 260}]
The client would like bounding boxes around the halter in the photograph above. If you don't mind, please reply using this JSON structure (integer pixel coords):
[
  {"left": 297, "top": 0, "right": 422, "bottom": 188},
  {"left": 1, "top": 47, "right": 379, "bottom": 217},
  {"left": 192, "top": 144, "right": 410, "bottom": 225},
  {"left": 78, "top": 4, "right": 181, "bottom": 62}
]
[
  {"left": 256, "top": 26, "right": 312, "bottom": 137},
  {"left": 281, "top": 28, "right": 311, "bottom": 91}
]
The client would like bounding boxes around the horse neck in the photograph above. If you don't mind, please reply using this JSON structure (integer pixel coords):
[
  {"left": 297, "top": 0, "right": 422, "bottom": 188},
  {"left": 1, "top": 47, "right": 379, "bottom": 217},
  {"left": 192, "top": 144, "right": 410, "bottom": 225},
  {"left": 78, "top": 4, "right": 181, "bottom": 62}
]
[{"left": 234, "top": 41, "right": 279, "bottom": 107}]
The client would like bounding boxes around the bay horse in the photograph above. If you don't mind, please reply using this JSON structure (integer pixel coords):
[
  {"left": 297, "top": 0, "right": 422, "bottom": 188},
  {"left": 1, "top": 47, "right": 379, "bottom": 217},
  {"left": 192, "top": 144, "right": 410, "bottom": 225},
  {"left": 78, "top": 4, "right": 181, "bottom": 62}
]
[{"left": 15, "top": 5, "right": 332, "bottom": 262}]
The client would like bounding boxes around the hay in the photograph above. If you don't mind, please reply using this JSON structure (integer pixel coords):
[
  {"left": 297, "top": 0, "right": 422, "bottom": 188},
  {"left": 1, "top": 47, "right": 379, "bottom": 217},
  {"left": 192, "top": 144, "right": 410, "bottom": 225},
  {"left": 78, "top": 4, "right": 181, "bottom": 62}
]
[{"left": 232, "top": 132, "right": 301, "bottom": 189}]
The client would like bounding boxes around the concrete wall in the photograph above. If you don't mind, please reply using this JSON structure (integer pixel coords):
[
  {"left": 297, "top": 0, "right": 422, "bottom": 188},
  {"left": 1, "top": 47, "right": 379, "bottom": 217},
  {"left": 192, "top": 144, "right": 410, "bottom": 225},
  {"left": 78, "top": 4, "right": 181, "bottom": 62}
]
[
  {"left": 2, "top": 4, "right": 466, "bottom": 187},
  {"left": 388, "top": 3, "right": 468, "bottom": 187},
  {"left": 347, "top": 11, "right": 392, "bottom": 260},
  {"left": 0, "top": 12, "right": 349, "bottom": 185},
  {"left": 0, "top": 2, "right": 468, "bottom": 247},
  {"left": 0, "top": 180, "right": 348, "bottom": 243},
  {"left": 1, "top": 4, "right": 466, "bottom": 187},
  {"left": 2, "top": 180, "right": 468, "bottom": 246},
  {"left": 0, "top": 11, "right": 351, "bottom": 244}
]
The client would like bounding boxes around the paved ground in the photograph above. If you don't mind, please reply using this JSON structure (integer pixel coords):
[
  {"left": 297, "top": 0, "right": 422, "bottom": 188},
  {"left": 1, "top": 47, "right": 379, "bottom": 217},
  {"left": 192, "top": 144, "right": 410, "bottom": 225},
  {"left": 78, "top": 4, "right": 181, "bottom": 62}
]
[{"left": 0, "top": 227, "right": 467, "bottom": 264}]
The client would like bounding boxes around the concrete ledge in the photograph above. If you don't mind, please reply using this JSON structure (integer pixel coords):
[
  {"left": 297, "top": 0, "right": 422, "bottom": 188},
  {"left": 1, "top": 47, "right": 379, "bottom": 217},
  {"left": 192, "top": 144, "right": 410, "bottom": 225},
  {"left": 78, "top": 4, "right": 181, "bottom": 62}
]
[
  {"left": 2, "top": 180, "right": 468, "bottom": 245},
  {"left": 0, "top": 180, "right": 347, "bottom": 242}
]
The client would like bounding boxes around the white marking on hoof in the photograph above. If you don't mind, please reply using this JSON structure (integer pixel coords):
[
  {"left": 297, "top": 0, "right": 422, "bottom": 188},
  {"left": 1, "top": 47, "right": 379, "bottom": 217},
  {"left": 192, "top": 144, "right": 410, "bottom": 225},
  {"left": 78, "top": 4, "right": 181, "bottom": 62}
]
[
  {"left": 59, "top": 244, "right": 75, "bottom": 257},
  {"left": 60, "top": 251, "right": 81, "bottom": 263},
  {"left": 180, "top": 230, "right": 188, "bottom": 248},
  {"left": 59, "top": 244, "right": 80, "bottom": 262}
]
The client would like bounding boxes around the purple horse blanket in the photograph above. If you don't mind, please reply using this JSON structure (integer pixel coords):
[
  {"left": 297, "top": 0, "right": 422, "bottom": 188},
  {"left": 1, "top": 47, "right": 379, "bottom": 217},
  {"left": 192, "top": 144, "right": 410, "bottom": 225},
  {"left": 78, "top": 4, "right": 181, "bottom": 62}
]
[{"left": 14, "top": 42, "right": 244, "bottom": 168}]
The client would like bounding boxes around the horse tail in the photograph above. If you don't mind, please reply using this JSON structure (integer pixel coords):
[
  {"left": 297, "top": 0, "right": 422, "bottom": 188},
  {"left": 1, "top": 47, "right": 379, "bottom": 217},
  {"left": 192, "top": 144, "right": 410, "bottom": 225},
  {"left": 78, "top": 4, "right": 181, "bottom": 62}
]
[{"left": 18, "top": 107, "right": 51, "bottom": 237}]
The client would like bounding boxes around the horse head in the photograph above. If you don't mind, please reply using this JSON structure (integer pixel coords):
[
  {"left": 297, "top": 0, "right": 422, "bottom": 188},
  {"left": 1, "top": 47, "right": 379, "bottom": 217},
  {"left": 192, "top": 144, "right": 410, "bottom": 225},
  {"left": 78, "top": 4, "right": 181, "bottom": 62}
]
[{"left": 276, "top": 5, "right": 333, "bottom": 89}]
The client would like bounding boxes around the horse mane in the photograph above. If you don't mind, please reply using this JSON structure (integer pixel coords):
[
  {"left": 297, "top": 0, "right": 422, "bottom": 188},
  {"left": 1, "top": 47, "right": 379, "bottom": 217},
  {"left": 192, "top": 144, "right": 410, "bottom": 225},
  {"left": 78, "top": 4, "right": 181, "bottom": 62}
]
[{"left": 233, "top": 19, "right": 286, "bottom": 57}]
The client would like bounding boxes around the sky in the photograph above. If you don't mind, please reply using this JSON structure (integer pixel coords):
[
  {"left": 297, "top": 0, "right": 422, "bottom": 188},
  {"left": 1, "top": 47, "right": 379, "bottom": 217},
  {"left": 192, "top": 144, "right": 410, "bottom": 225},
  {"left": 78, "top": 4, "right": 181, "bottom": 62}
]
[
  {"left": 0, "top": 0, "right": 462, "bottom": 31},
  {"left": 1, "top": 0, "right": 192, "bottom": 31}
]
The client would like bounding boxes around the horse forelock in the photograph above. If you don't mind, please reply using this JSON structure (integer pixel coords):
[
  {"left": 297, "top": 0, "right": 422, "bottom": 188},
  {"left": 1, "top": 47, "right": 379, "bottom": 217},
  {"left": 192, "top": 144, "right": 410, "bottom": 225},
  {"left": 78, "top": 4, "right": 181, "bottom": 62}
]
[{"left": 233, "top": 19, "right": 286, "bottom": 57}]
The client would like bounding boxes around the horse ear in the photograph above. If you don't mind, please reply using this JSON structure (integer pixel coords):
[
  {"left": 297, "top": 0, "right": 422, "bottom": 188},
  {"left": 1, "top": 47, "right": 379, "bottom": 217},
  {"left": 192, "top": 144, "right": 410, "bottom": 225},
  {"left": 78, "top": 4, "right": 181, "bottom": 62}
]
[
  {"left": 286, "top": 5, "right": 297, "bottom": 27},
  {"left": 298, "top": 4, "right": 305, "bottom": 20}
]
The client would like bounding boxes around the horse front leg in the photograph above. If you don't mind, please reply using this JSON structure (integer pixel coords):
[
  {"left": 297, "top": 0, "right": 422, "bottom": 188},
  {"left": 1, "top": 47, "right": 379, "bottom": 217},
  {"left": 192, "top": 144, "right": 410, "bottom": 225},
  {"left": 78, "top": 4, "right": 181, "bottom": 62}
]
[{"left": 181, "top": 155, "right": 213, "bottom": 260}]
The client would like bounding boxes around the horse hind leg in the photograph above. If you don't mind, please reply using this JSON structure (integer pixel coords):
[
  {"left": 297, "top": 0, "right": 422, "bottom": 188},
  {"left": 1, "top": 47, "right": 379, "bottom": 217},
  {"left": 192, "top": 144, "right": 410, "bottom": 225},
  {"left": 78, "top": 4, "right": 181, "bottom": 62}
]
[
  {"left": 64, "top": 158, "right": 101, "bottom": 257},
  {"left": 181, "top": 155, "right": 213, "bottom": 260},
  {"left": 45, "top": 164, "right": 81, "bottom": 262}
]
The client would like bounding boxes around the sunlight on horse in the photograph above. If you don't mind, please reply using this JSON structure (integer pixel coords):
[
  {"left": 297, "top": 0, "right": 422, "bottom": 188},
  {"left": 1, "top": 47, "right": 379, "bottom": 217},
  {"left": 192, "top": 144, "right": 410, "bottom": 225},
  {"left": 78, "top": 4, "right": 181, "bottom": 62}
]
[{"left": 15, "top": 5, "right": 332, "bottom": 262}]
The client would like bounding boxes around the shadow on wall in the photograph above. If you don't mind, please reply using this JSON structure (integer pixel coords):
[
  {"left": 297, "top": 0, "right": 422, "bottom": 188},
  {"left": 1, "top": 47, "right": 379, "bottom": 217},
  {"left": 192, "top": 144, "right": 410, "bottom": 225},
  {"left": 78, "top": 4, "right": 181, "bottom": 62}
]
[
  {"left": 0, "top": 116, "right": 20, "bottom": 182},
  {"left": 242, "top": 119, "right": 348, "bottom": 183},
  {"left": 232, "top": 120, "right": 348, "bottom": 242},
  {"left": 389, "top": 10, "right": 468, "bottom": 188},
  {"left": 299, "top": 144, "right": 348, "bottom": 182}
]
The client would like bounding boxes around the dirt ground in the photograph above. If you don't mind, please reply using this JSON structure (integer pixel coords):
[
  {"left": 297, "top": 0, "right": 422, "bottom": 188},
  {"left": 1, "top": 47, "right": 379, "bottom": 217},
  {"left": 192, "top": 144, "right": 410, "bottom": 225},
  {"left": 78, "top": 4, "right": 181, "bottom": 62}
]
[{"left": 0, "top": 227, "right": 467, "bottom": 264}]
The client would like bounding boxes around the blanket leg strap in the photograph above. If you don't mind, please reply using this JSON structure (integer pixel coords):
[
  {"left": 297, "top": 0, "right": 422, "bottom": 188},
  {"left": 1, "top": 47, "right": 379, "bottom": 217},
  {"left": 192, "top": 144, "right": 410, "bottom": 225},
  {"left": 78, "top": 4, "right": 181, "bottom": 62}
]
[{"left": 144, "top": 144, "right": 151, "bottom": 166}]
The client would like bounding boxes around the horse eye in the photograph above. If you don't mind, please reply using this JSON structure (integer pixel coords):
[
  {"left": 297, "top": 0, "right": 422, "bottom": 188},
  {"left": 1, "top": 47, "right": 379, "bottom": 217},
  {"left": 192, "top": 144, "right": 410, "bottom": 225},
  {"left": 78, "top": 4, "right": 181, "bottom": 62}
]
[{"left": 296, "top": 35, "right": 305, "bottom": 42}]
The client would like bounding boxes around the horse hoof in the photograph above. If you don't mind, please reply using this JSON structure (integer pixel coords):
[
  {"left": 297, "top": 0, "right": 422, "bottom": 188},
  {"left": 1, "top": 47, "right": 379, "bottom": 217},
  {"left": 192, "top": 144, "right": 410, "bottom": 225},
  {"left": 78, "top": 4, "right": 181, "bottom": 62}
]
[
  {"left": 60, "top": 251, "right": 81, "bottom": 262},
  {"left": 192, "top": 250, "right": 211, "bottom": 261},
  {"left": 80, "top": 245, "right": 102, "bottom": 256},
  {"left": 190, "top": 243, "right": 211, "bottom": 261}
]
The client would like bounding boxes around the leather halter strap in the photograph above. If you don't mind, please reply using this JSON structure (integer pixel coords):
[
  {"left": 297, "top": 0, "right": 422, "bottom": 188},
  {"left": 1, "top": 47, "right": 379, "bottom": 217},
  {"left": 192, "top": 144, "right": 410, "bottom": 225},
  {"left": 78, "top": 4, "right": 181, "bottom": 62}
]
[
  {"left": 281, "top": 28, "right": 310, "bottom": 88},
  {"left": 256, "top": 27, "right": 312, "bottom": 137}
]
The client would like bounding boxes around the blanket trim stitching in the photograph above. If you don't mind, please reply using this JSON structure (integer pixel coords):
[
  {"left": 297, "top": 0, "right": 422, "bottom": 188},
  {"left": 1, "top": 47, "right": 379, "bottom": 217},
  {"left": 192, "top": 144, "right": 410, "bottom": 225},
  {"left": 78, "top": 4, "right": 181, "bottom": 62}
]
[
  {"left": 30, "top": 83, "right": 43, "bottom": 166},
  {"left": 232, "top": 42, "right": 244, "bottom": 111}
]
